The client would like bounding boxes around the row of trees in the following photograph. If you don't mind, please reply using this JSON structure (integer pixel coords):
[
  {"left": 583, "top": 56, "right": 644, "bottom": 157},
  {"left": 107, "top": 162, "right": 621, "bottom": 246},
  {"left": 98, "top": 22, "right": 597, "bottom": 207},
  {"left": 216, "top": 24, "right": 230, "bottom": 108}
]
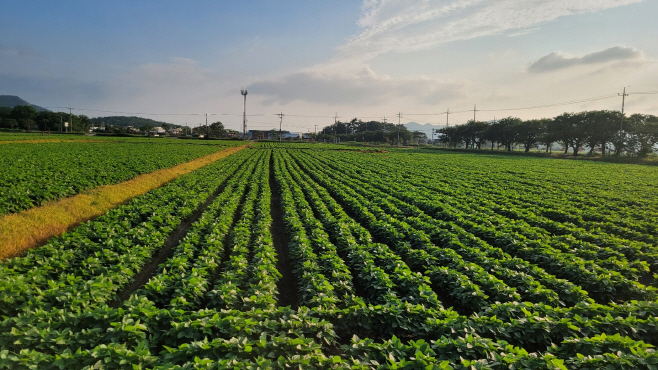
[
  {"left": 191, "top": 121, "right": 240, "bottom": 138},
  {"left": 0, "top": 105, "right": 93, "bottom": 133},
  {"left": 438, "top": 111, "right": 658, "bottom": 157},
  {"left": 0, "top": 106, "right": 240, "bottom": 138},
  {"left": 317, "top": 118, "right": 427, "bottom": 144}
]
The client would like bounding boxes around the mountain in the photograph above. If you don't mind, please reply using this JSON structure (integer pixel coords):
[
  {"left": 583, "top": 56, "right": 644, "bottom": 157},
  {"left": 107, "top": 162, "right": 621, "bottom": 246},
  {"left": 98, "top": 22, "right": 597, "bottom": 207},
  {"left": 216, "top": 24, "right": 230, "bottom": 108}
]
[
  {"left": 90, "top": 116, "right": 177, "bottom": 128},
  {"left": 0, "top": 95, "right": 50, "bottom": 112},
  {"left": 403, "top": 121, "right": 445, "bottom": 138}
]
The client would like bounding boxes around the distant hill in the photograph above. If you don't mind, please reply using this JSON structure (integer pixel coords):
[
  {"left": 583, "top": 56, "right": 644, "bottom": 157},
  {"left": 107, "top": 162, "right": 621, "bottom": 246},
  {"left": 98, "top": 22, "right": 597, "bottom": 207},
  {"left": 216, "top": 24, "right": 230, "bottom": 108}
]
[
  {"left": 0, "top": 95, "right": 50, "bottom": 112},
  {"left": 90, "top": 116, "right": 177, "bottom": 128},
  {"left": 404, "top": 121, "right": 445, "bottom": 138}
]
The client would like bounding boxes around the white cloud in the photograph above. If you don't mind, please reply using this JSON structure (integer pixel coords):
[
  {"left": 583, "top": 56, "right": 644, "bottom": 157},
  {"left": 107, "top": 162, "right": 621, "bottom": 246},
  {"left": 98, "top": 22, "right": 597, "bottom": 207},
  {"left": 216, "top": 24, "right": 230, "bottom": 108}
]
[
  {"left": 334, "top": 0, "right": 642, "bottom": 66},
  {"left": 132, "top": 57, "right": 211, "bottom": 86},
  {"left": 249, "top": 0, "right": 643, "bottom": 106},
  {"left": 528, "top": 46, "right": 646, "bottom": 73},
  {"left": 0, "top": 44, "right": 37, "bottom": 59},
  {"left": 248, "top": 67, "right": 465, "bottom": 106}
]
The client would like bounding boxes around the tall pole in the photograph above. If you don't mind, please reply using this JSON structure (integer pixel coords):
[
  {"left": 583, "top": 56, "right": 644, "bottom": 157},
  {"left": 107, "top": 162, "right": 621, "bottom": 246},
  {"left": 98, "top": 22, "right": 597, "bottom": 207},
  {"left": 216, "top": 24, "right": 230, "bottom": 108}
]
[
  {"left": 205, "top": 113, "right": 208, "bottom": 137},
  {"left": 334, "top": 112, "right": 338, "bottom": 143},
  {"left": 432, "top": 128, "right": 435, "bottom": 146},
  {"left": 397, "top": 111, "right": 401, "bottom": 146},
  {"left": 277, "top": 112, "right": 285, "bottom": 142},
  {"left": 619, "top": 87, "right": 628, "bottom": 132},
  {"left": 446, "top": 108, "right": 449, "bottom": 127},
  {"left": 69, "top": 106, "right": 73, "bottom": 133},
  {"left": 473, "top": 104, "right": 477, "bottom": 122},
  {"left": 314, "top": 124, "right": 317, "bottom": 141},
  {"left": 241, "top": 89, "right": 248, "bottom": 139}
]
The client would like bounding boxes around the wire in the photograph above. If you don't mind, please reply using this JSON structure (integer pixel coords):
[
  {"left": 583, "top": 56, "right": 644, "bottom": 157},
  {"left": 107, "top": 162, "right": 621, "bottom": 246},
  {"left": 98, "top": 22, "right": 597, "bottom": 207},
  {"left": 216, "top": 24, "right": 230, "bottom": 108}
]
[{"left": 42, "top": 90, "right": 656, "bottom": 124}]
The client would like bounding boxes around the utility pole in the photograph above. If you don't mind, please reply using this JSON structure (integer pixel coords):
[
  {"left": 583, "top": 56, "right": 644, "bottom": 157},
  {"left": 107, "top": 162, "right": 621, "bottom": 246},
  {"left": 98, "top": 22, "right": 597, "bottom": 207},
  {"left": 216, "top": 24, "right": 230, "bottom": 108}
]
[
  {"left": 446, "top": 108, "right": 450, "bottom": 127},
  {"left": 473, "top": 104, "right": 477, "bottom": 122},
  {"left": 277, "top": 112, "right": 285, "bottom": 142},
  {"left": 205, "top": 113, "right": 208, "bottom": 138},
  {"left": 432, "top": 128, "right": 435, "bottom": 146},
  {"left": 619, "top": 87, "right": 628, "bottom": 132},
  {"left": 397, "top": 111, "right": 402, "bottom": 146},
  {"left": 241, "top": 89, "right": 248, "bottom": 140},
  {"left": 314, "top": 125, "right": 317, "bottom": 141},
  {"left": 334, "top": 112, "right": 338, "bottom": 143}
]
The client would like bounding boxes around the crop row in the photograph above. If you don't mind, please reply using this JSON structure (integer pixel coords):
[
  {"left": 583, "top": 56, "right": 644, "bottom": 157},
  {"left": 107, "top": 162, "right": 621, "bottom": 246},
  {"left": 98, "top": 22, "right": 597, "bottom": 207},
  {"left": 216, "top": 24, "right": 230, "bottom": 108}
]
[
  {"left": 293, "top": 150, "right": 656, "bottom": 303},
  {"left": 0, "top": 141, "right": 241, "bottom": 215},
  {"left": 2, "top": 146, "right": 658, "bottom": 368},
  {"left": 330, "top": 152, "right": 658, "bottom": 273},
  {"left": 289, "top": 151, "right": 583, "bottom": 308},
  {"left": 0, "top": 149, "right": 255, "bottom": 317},
  {"left": 364, "top": 151, "right": 657, "bottom": 241}
]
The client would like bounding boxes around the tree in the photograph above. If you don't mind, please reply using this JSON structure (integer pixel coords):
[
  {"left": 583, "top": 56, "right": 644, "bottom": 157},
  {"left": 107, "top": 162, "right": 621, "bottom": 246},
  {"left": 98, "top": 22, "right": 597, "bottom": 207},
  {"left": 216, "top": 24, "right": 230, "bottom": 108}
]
[
  {"left": 10, "top": 105, "right": 37, "bottom": 131},
  {"left": 468, "top": 121, "right": 489, "bottom": 149},
  {"left": 483, "top": 122, "right": 501, "bottom": 150},
  {"left": 3, "top": 118, "right": 19, "bottom": 129},
  {"left": 565, "top": 112, "right": 590, "bottom": 156},
  {"left": 438, "top": 126, "right": 463, "bottom": 147},
  {"left": 517, "top": 119, "right": 543, "bottom": 152},
  {"left": 627, "top": 114, "right": 658, "bottom": 157},
  {"left": 551, "top": 113, "right": 576, "bottom": 154},
  {"left": 208, "top": 121, "right": 227, "bottom": 138},
  {"left": 140, "top": 124, "right": 154, "bottom": 134},
  {"left": 536, "top": 118, "right": 555, "bottom": 152},
  {"left": 75, "top": 114, "right": 93, "bottom": 133},
  {"left": 35, "top": 111, "right": 57, "bottom": 131},
  {"left": 582, "top": 110, "right": 621, "bottom": 156},
  {"left": 495, "top": 117, "right": 521, "bottom": 151},
  {"left": 411, "top": 130, "right": 427, "bottom": 144}
]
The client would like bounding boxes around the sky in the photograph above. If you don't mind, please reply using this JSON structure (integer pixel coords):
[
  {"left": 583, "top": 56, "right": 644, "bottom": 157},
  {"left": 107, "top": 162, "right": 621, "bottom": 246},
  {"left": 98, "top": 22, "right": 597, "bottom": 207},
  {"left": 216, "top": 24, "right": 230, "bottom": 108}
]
[{"left": 2, "top": 0, "right": 658, "bottom": 132}]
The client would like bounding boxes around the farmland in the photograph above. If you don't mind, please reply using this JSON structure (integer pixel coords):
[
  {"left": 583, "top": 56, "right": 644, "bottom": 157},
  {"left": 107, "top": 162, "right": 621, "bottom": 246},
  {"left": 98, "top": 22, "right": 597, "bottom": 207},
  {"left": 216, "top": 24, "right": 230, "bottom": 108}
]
[
  {"left": 1, "top": 141, "right": 657, "bottom": 369},
  {"left": 0, "top": 139, "right": 243, "bottom": 215}
]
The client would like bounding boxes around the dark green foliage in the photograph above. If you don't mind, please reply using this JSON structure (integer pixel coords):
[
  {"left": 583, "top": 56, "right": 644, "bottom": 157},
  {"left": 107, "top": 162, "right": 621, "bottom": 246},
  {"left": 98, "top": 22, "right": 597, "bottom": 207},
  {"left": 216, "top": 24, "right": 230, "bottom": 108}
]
[{"left": 1, "top": 146, "right": 657, "bottom": 368}]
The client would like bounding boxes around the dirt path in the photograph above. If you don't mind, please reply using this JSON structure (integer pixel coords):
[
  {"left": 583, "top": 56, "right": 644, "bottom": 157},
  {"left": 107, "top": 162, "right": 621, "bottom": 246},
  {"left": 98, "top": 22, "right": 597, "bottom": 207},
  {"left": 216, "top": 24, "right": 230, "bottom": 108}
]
[
  {"left": 270, "top": 154, "right": 299, "bottom": 309},
  {"left": 0, "top": 144, "right": 248, "bottom": 260}
]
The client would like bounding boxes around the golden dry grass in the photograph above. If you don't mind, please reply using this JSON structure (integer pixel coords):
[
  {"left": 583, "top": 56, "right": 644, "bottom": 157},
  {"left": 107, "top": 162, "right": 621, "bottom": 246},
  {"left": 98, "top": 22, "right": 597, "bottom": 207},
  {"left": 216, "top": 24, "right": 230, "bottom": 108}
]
[
  {"left": 0, "top": 144, "right": 248, "bottom": 260},
  {"left": 0, "top": 139, "right": 107, "bottom": 144}
]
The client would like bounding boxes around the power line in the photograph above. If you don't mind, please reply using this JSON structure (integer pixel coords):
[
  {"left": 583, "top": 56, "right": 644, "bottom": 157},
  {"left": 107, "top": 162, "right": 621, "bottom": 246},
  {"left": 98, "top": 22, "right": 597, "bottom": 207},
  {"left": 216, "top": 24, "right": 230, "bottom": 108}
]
[
  {"left": 277, "top": 112, "right": 285, "bottom": 142},
  {"left": 41, "top": 89, "right": 658, "bottom": 130},
  {"left": 619, "top": 87, "right": 629, "bottom": 132}
]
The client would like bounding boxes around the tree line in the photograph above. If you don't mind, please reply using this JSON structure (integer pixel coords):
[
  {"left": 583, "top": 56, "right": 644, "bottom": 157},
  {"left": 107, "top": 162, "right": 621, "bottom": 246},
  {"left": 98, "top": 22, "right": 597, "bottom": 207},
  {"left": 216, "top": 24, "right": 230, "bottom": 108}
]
[
  {"left": 0, "top": 106, "right": 241, "bottom": 138},
  {"left": 317, "top": 118, "right": 427, "bottom": 144},
  {"left": 0, "top": 105, "right": 94, "bottom": 133},
  {"left": 438, "top": 110, "right": 658, "bottom": 157}
]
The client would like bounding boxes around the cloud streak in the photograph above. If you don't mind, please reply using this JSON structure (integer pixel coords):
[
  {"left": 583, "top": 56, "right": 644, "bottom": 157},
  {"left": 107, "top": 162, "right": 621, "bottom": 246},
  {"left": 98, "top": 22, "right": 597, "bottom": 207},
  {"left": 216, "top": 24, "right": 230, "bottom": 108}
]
[
  {"left": 0, "top": 73, "right": 109, "bottom": 105},
  {"left": 528, "top": 46, "right": 645, "bottom": 73},
  {"left": 250, "top": 0, "right": 642, "bottom": 106},
  {"left": 249, "top": 67, "right": 464, "bottom": 106},
  {"left": 333, "top": 0, "right": 642, "bottom": 66}
]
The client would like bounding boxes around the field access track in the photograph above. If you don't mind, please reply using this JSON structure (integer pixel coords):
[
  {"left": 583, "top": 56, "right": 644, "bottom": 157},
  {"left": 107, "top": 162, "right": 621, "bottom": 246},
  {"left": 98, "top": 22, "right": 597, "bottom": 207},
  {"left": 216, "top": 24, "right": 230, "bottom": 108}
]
[{"left": 0, "top": 144, "right": 248, "bottom": 259}]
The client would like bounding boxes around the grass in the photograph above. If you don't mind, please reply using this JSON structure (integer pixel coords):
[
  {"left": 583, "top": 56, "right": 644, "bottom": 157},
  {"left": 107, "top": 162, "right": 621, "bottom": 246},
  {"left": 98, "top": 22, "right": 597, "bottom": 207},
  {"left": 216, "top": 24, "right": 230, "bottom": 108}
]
[{"left": 0, "top": 144, "right": 248, "bottom": 260}]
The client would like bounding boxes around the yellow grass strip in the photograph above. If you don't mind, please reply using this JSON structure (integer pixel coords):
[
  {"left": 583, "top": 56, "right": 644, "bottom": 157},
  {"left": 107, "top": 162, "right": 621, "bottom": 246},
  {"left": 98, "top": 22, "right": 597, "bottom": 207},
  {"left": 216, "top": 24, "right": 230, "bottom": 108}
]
[
  {"left": 0, "top": 139, "right": 107, "bottom": 144},
  {"left": 0, "top": 144, "right": 248, "bottom": 260}
]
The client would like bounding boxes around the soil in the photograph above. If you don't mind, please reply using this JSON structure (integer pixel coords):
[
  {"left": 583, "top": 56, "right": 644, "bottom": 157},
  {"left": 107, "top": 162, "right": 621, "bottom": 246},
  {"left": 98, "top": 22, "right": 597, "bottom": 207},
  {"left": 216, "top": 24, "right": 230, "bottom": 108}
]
[
  {"left": 270, "top": 154, "right": 299, "bottom": 309},
  {"left": 109, "top": 168, "right": 237, "bottom": 308}
]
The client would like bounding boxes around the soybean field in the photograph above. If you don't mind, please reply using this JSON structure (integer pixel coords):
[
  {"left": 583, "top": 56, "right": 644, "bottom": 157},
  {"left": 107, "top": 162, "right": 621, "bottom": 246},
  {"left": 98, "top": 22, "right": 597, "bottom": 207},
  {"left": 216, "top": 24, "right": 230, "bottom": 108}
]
[{"left": 1, "top": 142, "right": 657, "bottom": 369}]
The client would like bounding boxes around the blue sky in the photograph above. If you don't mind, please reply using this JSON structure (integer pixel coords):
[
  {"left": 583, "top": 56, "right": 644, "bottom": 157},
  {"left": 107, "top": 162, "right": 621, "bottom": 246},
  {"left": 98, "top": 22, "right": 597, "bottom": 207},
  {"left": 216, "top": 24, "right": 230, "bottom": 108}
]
[{"left": 2, "top": 0, "right": 658, "bottom": 132}]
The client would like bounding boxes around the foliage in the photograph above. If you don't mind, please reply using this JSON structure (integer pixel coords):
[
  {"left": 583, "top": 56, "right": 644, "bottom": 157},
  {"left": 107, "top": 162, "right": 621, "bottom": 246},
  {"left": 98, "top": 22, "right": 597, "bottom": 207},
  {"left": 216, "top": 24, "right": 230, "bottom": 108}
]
[
  {"left": 0, "top": 141, "right": 233, "bottom": 215},
  {"left": 1, "top": 145, "right": 657, "bottom": 368}
]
